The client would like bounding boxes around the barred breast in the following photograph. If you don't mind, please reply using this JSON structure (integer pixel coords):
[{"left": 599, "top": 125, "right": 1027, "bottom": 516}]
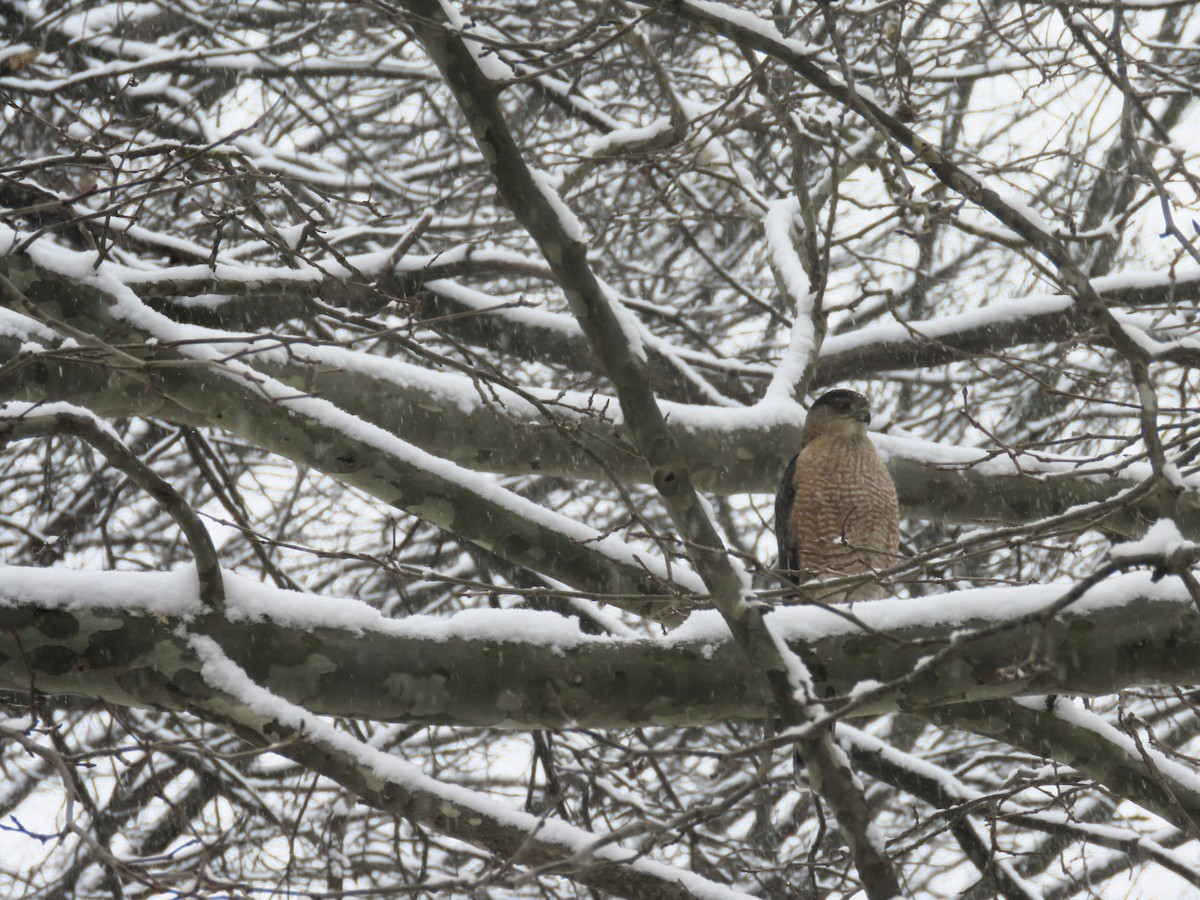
[{"left": 785, "top": 433, "right": 899, "bottom": 601}]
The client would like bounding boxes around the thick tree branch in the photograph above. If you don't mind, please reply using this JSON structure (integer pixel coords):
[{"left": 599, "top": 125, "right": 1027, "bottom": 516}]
[
  {"left": 129, "top": 256, "right": 1200, "bottom": 397},
  {"left": 0, "top": 566, "right": 1195, "bottom": 739},
  {"left": 5, "top": 320, "right": 1197, "bottom": 545},
  {"left": 172, "top": 633, "right": 757, "bottom": 900},
  {"left": 0, "top": 252, "right": 701, "bottom": 615}
]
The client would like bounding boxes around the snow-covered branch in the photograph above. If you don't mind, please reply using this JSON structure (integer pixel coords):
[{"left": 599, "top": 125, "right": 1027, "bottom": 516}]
[
  {"left": 182, "top": 632, "right": 754, "bottom": 900},
  {"left": 844, "top": 725, "right": 1200, "bottom": 889},
  {"left": 0, "top": 249, "right": 703, "bottom": 612},
  {"left": 122, "top": 253, "right": 1200, "bottom": 401},
  {"left": 2, "top": 565, "right": 1197, "bottom": 730},
  {"left": 4, "top": 304, "right": 1196, "bottom": 543}
]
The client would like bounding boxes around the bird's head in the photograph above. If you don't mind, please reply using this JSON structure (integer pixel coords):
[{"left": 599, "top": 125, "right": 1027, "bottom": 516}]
[{"left": 803, "top": 389, "right": 871, "bottom": 444}]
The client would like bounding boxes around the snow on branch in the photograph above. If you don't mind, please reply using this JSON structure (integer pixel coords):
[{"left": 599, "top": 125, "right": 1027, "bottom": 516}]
[
  {"left": 186, "top": 632, "right": 755, "bottom": 900},
  {"left": 0, "top": 243, "right": 705, "bottom": 611},
  {"left": 925, "top": 696, "right": 1200, "bottom": 837},
  {"left": 0, "top": 402, "right": 225, "bottom": 612},
  {"left": 761, "top": 197, "right": 822, "bottom": 407},
  {"left": 4, "top": 269, "right": 1198, "bottom": 546},
  {"left": 3, "top": 564, "right": 1198, "bottom": 729},
  {"left": 843, "top": 725, "right": 1200, "bottom": 889},
  {"left": 115, "top": 248, "right": 1200, "bottom": 398}
]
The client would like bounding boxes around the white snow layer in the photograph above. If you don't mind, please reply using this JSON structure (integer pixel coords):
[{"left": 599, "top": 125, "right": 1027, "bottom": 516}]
[{"left": 0, "top": 565, "right": 1192, "bottom": 654}]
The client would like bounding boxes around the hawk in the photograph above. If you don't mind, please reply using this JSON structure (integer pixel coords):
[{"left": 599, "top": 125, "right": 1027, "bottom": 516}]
[{"left": 775, "top": 389, "right": 900, "bottom": 601}]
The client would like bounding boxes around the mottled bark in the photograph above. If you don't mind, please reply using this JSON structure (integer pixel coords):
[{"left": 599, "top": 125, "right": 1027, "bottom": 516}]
[{"left": 0, "top": 575, "right": 1193, "bottom": 729}]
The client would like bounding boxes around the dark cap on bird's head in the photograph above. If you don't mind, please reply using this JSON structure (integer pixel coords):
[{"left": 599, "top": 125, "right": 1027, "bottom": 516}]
[
  {"left": 802, "top": 389, "right": 872, "bottom": 446},
  {"left": 811, "top": 389, "right": 870, "bottom": 423}
]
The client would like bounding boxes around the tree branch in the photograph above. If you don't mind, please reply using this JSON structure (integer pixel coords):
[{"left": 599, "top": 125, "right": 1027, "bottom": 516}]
[
  {"left": 0, "top": 565, "right": 1195, "bottom": 737},
  {"left": 180, "top": 632, "right": 756, "bottom": 900},
  {"left": 0, "top": 253, "right": 701, "bottom": 616},
  {"left": 0, "top": 403, "right": 224, "bottom": 612}
]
